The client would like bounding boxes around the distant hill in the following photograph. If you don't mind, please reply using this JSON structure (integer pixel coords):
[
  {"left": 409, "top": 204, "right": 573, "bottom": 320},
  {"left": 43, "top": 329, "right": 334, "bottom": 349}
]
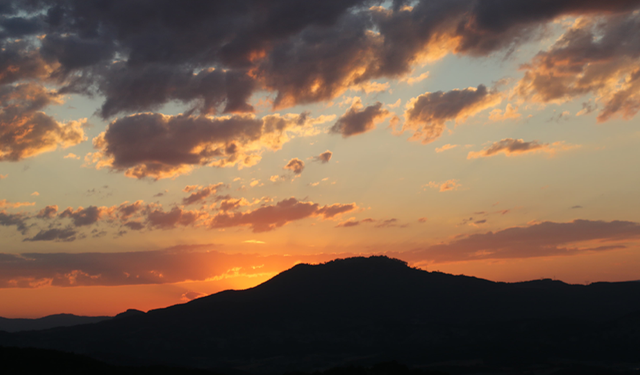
[
  {"left": 0, "top": 314, "right": 111, "bottom": 333},
  {"left": 2, "top": 256, "right": 640, "bottom": 374}
]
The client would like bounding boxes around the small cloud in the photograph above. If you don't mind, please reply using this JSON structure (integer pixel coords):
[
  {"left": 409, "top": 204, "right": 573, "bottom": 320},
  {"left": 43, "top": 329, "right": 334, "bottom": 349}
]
[
  {"left": 153, "top": 190, "right": 168, "bottom": 198},
  {"left": 0, "top": 174, "right": 7, "bottom": 179},
  {"left": 31, "top": 192, "right": 39, "bottom": 196},
  {"left": 284, "top": 158, "right": 305, "bottom": 174},
  {"left": 571, "top": 205, "right": 583, "bottom": 209},
  {"left": 424, "top": 179, "right": 462, "bottom": 192},
  {"left": 244, "top": 240, "right": 266, "bottom": 244},
  {"left": 0, "top": 199, "right": 35, "bottom": 208},
  {"left": 313, "top": 150, "right": 332, "bottom": 163},
  {"left": 577, "top": 101, "right": 597, "bottom": 117},
  {"left": 387, "top": 99, "right": 402, "bottom": 108},
  {"left": 547, "top": 110, "right": 571, "bottom": 123},
  {"left": 468, "top": 138, "right": 578, "bottom": 159},
  {"left": 401, "top": 71, "right": 430, "bottom": 85},
  {"left": 250, "top": 179, "right": 262, "bottom": 187},
  {"left": 435, "top": 144, "right": 458, "bottom": 153},
  {"left": 488, "top": 104, "right": 521, "bottom": 122},
  {"left": 418, "top": 217, "right": 428, "bottom": 223},
  {"left": 181, "top": 291, "right": 206, "bottom": 301},
  {"left": 63, "top": 153, "right": 81, "bottom": 160}
]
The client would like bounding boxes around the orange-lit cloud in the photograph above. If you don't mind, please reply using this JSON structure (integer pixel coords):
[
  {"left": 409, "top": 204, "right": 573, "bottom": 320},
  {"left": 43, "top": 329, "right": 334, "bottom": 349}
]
[
  {"left": 424, "top": 179, "right": 462, "bottom": 192},
  {"left": 516, "top": 14, "right": 640, "bottom": 122},
  {"left": 435, "top": 144, "right": 458, "bottom": 153},
  {"left": 488, "top": 104, "right": 521, "bottom": 122},
  {"left": 0, "top": 199, "right": 35, "bottom": 209}
]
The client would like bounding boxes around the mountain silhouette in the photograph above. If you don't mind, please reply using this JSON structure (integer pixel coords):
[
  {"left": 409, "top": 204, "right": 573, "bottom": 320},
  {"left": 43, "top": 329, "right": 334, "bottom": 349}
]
[
  {"left": 0, "top": 313, "right": 110, "bottom": 333},
  {"left": 2, "top": 256, "right": 640, "bottom": 374}
]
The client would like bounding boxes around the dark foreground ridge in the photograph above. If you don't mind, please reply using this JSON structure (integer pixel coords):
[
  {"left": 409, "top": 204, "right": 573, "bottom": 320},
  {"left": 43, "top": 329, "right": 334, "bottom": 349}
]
[{"left": 2, "top": 256, "right": 640, "bottom": 374}]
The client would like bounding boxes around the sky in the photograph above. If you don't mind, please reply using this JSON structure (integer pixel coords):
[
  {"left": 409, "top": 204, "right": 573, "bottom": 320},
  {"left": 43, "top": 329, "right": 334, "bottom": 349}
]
[{"left": 1, "top": 0, "right": 640, "bottom": 318}]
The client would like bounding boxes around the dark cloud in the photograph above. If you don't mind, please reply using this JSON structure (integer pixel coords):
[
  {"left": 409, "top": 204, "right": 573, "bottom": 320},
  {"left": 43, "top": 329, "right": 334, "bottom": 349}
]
[
  {"left": 59, "top": 206, "right": 108, "bottom": 227},
  {"left": 314, "top": 150, "right": 333, "bottom": 163},
  {"left": 330, "top": 99, "right": 390, "bottom": 137},
  {"left": 406, "top": 219, "right": 640, "bottom": 263},
  {"left": 467, "top": 138, "right": 548, "bottom": 159},
  {"left": 89, "top": 112, "right": 324, "bottom": 179},
  {"left": 36, "top": 205, "right": 58, "bottom": 219},
  {"left": 209, "top": 197, "right": 357, "bottom": 232},
  {"left": 25, "top": 227, "right": 76, "bottom": 242},
  {"left": 403, "top": 85, "right": 502, "bottom": 144},
  {"left": 0, "top": 210, "right": 27, "bottom": 234},
  {"left": 146, "top": 206, "right": 206, "bottom": 230},
  {"left": 284, "top": 158, "right": 305, "bottom": 174}
]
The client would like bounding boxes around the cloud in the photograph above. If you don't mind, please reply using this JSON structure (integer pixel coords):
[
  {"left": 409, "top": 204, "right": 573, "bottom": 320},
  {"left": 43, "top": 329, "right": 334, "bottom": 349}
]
[
  {"left": 59, "top": 206, "right": 111, "bottom": 227},
  {"left": 418, "top": 217, "right": 428, "bottom": 223},
  {"left": 63, "top": 153, "right": 80, "bottom": 159},
  {"left": 0, "top": 0, "right": 637, "bottom": 136},
  {"left": 25, "top": 227, "right": 77, "bottom": 242},
  {"left": 209, "top": 197, "right": 357, "bottom": 232},
  {"left": 0, "top": 174, "right": 6, "bottom": 179},
  {"left": 182, "top": 183, "right": 225, "bottom": 206},
  {"left": 0, "top": 83, "right": 86, "bottom": 161},
  {"left": 36, "top": 205, "right": 58, "bottom": 219},
  {"left": 467, "top": 138, "right": 577, "bottom": 159},
  {"left": 515, "top": 14, "right": 640, "bottom": 122},
  {"left": 0, "top": 246, "right": 343, "bottom": 288},
  {"left": 406, "top": 219, "right": 640, "bottom": 263},
  {"left": 284, "top": 158, "right": 305, "bottom": 174},
  {"left": 329, "top": 98, "right": 390, "bottom": 137},
  {"left": 424, "top": 179, "right": 462, "bottom": 192},
  {"left": 0, "top": 199, "right": 35, "bottom": 209},
  {"left": 402, "top": 85, "right": 502, "bottom": 144},
  {"left": 31, "top": 192, "right": 39, "bottom": 196},
  {"left": 0, "top": 211, "right": 28, "bottom": 234},
  {"left": 146, "top": 206, "right": 208, "bottom": 230},
  {"left": 313, "top": 150, "right": 333, "bottom": 163},
  {"left": 488, "top": 104, "right": 521, "bottom": 122},
  {"left": 400, "top": 71, "right": 430, "bottom": 85},
  {"left": 435, "top": 144, "right": 458, "bottom": 153},
  {"left": 87, "top": 112, "right": 330, "bottom": 179}
]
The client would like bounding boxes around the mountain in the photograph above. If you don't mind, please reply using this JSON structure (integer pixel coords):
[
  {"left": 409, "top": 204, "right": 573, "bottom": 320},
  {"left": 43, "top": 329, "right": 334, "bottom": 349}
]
[
  {"left": 1, "top": 256, "right": 640, "bottom": 374},
  {"left": 0, "top": 314, "right": 111, "bottom": 333}
]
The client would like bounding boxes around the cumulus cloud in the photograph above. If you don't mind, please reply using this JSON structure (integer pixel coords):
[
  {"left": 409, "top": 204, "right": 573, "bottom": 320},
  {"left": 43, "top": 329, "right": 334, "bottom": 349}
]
[
  {"left": 0, "top": 83, "right": 86, "bottom": 161},
  {"left": 467, "top": 138, "right": 577, "bottom": 159},
  {"left": 209, "top": 197, "right": 357, "bottom": 232},
  {"left": 406, "top": 219, "right": 640, "bottom": 263},
  {"left": 516, "top": 13, "right": 640, "bottom": 122},
  {"left": 36, "top": 205, "right": 58, "bottom": 219},
  {"left": 0, "top": 0, "right": 637, "bottom": 136},
  {"left": 313, "top": 150, "right": 333, "bottom": 163},
  {"left": 402, "top": 85, "right": 502, "bottom": 144},
  {"left": 87, "top": 112, "right": 330, "bottom": 179},
  {"left": 330, "top": 98, "right": 390, "bottom": 137},
  {"left": 0, "top": 210, "right": 28, "bottom": 234},
  {"left": 59, "top": 206, "right": 111, "bottom": 227},
  {"left": 284, "top": 158, "right": 305, "bottom": 174}
]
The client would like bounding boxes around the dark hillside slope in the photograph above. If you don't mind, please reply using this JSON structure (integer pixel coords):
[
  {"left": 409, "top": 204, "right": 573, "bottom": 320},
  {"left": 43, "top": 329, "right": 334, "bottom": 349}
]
[{"left": 2, "top": 256, "right": 640, "bottom": 373}]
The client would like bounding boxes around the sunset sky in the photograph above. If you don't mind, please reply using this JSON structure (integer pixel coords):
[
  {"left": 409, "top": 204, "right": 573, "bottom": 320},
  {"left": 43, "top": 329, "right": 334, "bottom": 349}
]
[{"left": 2, "top": 0, "right": 640, "bottom": 318}]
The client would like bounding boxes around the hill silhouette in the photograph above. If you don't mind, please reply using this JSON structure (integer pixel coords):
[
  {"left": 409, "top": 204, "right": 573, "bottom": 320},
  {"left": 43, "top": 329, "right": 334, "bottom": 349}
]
[
  {"left": 1, "top": 256, "right": 640, "bottom": 374},
  {"left": 0, "top": 314, "right": 111, "bottom": 333}
]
